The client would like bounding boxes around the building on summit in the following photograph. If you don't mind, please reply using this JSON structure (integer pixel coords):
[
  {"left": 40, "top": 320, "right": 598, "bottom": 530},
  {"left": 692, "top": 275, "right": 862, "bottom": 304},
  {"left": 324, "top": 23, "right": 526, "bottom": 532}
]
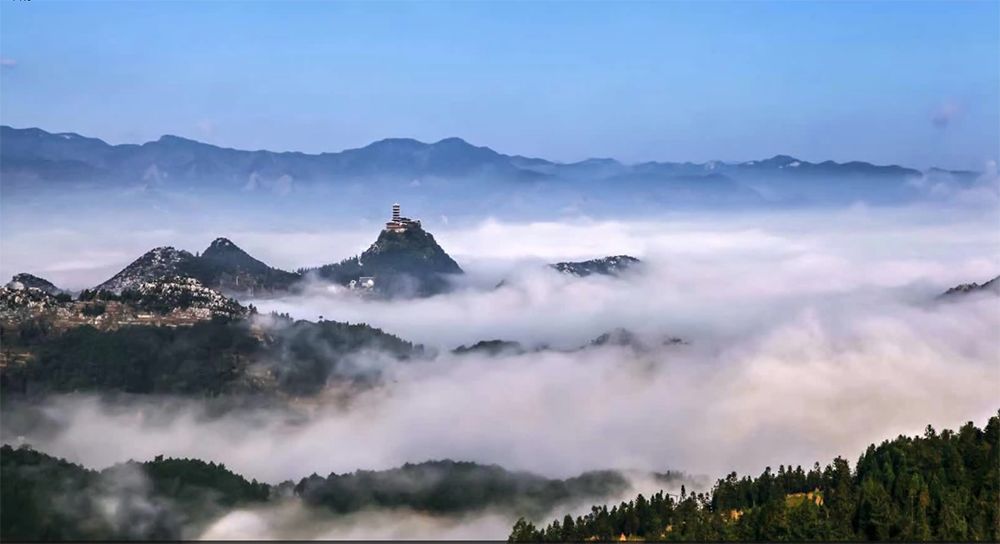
[
  {"left": 349, "top": 276, "right": 376, "bottom": 290},
  {"left": 385, "top": 203, "right": 421, "bottom": 233}
]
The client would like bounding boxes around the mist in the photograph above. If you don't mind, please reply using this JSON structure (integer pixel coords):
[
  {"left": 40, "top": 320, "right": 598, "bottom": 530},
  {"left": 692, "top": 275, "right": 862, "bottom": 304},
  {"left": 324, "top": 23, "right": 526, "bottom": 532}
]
[
  {"left": 197, "top": 471, "right": 696, "bottom": 540},
  {"left": 2, "top": 205, "right": 998, "bottom": 538}
]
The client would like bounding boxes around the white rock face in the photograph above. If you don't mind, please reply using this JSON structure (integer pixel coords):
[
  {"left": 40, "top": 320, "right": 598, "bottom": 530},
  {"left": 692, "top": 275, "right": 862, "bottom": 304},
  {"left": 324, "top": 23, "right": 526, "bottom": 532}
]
[
  {"left": 0, "top": 285, "right": 60, "bottom": 320},
  {"left": 130, "top": 276, "right": 246, "bottom": 318},
  {"left": 0, "top": 275, "right": 246, "bottom": 327},
  {"left": 95, "top": 247, "right": 198, "bottom": 293}
]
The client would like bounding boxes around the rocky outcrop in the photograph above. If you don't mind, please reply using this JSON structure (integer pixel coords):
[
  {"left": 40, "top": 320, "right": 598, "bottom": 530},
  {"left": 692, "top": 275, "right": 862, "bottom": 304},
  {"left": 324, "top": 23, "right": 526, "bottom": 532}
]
[
  {"left": 939, "top": 275, "right": 1000, "bottom": 299},
  {"left": 550, "top": 255, "right": 641, "bottom": 277},
  {"left": 6, "top": 273, "right": 63, "bottom": 295}
]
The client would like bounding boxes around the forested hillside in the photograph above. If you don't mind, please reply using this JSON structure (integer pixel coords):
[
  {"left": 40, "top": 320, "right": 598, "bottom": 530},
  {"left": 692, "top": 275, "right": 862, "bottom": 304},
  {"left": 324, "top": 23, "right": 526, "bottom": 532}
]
[
  {"left": 295, "top": 460, "right": 629, "bottom": 518},
  {"left": 1, "top": 448, "right": 634, "bottom": 541},
  {"left": 0, "top": 445, "right": 269, "bottom": 540},
  {"left": 510, "top": 413, "right": 999, "bottom": 542},
  {"left": 0, "top": 315, "right": 419, "bottom": 396},
  {"left": 2, "top": 415, "right": 995, "bottom": 541}
]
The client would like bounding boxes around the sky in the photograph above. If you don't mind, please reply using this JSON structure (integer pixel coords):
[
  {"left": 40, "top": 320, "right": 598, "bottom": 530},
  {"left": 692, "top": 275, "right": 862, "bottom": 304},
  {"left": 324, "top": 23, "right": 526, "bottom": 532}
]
[{"left": 1, "top": 1, "right": 997, "bottom": 170}]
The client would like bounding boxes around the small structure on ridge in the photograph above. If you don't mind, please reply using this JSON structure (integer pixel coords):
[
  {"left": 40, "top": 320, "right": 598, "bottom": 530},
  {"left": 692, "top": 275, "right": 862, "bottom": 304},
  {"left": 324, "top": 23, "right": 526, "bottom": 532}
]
[{"left": 385, "top": 203, "right": 421, "bottom": 233}]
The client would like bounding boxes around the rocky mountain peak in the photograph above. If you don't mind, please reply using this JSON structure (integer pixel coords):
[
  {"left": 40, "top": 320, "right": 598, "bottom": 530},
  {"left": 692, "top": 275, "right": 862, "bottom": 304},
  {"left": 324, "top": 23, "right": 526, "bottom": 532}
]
[
  {"left": 147, "top": 246, "right": 191, "bottom": 261},
  {"left": 93, "top": 238, "right": 301, "bottom": 297},
  {"left": 939, "top": 275, "right": 1000, "bottom": 299},
  {"left": 550, "top": 255, "right": 641, "bottom": 277},
  {"left": 7, "top": 273, "right": 62, "bottom": 294},
  {"left": 317, "top": 208, "right": 463, "bottom": 297},
  {"left": 201, "top": 237, "right": 260, "bottom": 265},
  {"left": 206, "top": 237, "right": 238, "bottom": 251},
  {"left": 360, "top": 224, "right": 462, "bottom": 274},
  {"left": 94, "top": 246, "right": 200, "bottom": 294},
  {"left": 198, "top": 237, "right": 299, "bottom": 294}
]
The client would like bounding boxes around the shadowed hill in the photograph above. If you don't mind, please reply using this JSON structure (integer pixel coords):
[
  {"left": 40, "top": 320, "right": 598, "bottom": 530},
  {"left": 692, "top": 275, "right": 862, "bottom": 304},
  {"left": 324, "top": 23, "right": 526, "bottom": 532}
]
[
  {"left": 198, "top": 238, "right": 300, "bottom": 294},
  {"left": 316, "top": 223, "right": 463, "bottom": 297}
]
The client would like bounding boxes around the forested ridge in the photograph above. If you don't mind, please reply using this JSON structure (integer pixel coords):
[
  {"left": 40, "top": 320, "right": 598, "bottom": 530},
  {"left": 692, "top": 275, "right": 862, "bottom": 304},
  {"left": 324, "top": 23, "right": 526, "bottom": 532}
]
[
  {"left": 0, "top": 315, "right": 418, "bottom": 396},
  {"left": 295, "top": 460, "right": 630, "bottom": 517},
  {"left": 510, "top": 413, "right": 999, "bottom": 542},
  {"left": 0, "top": 445, "right": 269, "bottom": 540},
  {"left": 1, "top": 448, "right": 632, "bottom": 540},
  {"left": 1, "top": 415, "right": 995, "bottom": 541}
]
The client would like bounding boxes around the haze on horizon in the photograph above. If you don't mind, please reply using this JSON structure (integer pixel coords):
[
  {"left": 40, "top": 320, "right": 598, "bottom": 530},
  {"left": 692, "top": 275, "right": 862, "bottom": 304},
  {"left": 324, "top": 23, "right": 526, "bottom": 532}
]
[
  {"left": 1, "top": 1, "right": 998, "bottom": 170},
  {"left": 1, "top": 3, "right": 999, "bottom": 539}
]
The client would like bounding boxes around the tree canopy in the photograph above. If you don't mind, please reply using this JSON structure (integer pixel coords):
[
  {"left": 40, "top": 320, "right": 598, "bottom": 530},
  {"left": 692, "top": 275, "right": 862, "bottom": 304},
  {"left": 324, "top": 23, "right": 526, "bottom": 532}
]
[{"left": 510, "top": 413, "right": 999, "bottom": 542}]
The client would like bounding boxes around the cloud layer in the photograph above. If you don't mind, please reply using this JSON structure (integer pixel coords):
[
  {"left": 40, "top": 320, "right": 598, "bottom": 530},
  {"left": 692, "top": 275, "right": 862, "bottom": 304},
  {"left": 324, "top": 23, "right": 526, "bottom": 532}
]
[{"left": 2, "top": 207, "right": 998, "bottom": 538}]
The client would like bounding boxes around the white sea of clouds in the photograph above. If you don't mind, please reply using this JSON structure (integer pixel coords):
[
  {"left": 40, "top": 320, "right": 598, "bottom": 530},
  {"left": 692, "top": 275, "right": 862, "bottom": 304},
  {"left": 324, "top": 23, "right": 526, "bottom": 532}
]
[{"left": 2, "top": 205, "right": 998, "bottom": 538}]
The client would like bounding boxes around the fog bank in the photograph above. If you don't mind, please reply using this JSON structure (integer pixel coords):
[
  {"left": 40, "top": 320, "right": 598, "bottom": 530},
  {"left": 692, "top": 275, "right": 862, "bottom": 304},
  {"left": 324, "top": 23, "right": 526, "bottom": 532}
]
[{"left": 1, "top": 208, "right": 997, "bottom": 540}]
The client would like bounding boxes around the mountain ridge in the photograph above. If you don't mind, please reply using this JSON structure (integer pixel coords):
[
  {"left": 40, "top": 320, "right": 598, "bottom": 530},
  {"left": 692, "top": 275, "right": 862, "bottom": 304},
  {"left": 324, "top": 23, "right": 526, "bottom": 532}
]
[
  {"left": 89, "top": 216, "right": 465, "bottom": 299},
  {"left": 2, "top": 125, "right": 942, "bottom": 187},
  {"left": 94, "top": 239, "right": 300, "bottom": 296},
  {"left": 939, "top": 275, "right": 1000, "bottom": 298},
  {"left": 7, "top": 125, "right": 969, "bottom": 208}
]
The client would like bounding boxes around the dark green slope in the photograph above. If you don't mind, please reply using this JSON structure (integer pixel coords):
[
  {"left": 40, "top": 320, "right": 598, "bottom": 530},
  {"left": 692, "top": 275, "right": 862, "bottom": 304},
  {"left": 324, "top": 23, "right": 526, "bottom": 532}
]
[
  {"left": 510, "top": 413, "right": 1000, "bottom": 542},
  {"left": 198, "top": 237, "right": 300, "bottom": 294},
  {"left": 318, "top": 224, "right": 463, "bottom": 297},
  {"left": 2, "top": 415, "right": 994, "bottom": 542},
  {"left": 0, "top": 315, "right": 419, "bottom": 396},
  {"left": 0, "top": 445, "right": 269, "bottom": 541},
  {"left": 295, "top": 460, "right": 628, "bottom": 517}
]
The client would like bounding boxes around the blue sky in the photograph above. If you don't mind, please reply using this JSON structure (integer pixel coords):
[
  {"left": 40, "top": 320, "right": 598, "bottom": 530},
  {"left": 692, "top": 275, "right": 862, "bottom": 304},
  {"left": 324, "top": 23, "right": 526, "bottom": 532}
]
[{"left": 1, "top": 1, "right": 997, "bottom": 169}]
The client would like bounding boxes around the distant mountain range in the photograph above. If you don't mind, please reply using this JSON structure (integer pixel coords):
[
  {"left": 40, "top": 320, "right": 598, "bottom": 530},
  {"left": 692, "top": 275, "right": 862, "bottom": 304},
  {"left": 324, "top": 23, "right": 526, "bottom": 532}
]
[{"left": 1, "top": 125, "right": 982, "bottom": 207}]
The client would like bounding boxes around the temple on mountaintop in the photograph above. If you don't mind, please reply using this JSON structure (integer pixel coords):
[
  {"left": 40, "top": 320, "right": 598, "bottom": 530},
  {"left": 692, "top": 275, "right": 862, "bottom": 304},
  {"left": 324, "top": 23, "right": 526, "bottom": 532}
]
[{"left": 385, "top": 203, "right": 421, "bottom": 233}]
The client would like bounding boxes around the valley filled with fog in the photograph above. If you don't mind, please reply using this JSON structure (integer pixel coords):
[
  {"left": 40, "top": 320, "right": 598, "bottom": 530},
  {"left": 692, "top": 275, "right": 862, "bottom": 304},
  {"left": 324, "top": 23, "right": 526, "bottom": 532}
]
[
  {"left": 2, "top": 203, "right": 997, "bottom": 539},
  {"left": 3, "top": 1, "right": 999, "bottom": 539}
]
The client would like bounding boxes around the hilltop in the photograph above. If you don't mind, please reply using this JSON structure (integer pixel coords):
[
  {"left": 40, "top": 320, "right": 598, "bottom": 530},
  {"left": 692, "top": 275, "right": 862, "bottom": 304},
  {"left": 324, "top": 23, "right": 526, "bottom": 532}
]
[
  {"left": 198, "top": 237, "right": 300, "bottom": 294},
  {"left": 6, "top": 273, "right": 63, "bottom": 295},
  {"left": 94, "top": 239, "right": 300, "bottom": 296},
  {"left": 315, "top": 205, "right": 463, "bottom": 297},
  {"left": 94, "top": 247, "right": 205, "bottom": 294}
]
